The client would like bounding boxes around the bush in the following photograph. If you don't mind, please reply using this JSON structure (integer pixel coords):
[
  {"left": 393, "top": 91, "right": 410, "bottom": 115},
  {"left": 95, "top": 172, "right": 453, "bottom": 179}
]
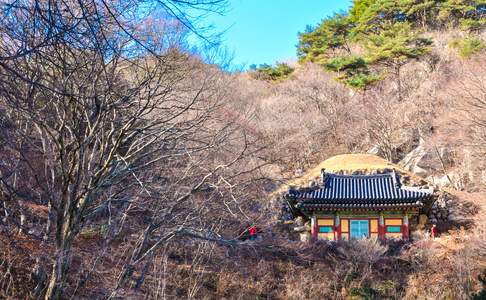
[
  {"left": 324, "top": 55, "right": 380, "bottom": 89},
  {"left": 346, "top": 73, "right": 382, "bottom": 89},
  {"left": 471, "top": 270, "right": 486, "bottom": 300},
  {"left": 460, "top": 19, "right": 486, "bottom": 32},
  {"left": 250, "top": 63, "right": 294, "bottom": 81},
  {"left": 324, "top": 55, "right": 367, "bottom": 73},
  {"left": 449, "top": 36, "right": 485, "bottom": 58}
]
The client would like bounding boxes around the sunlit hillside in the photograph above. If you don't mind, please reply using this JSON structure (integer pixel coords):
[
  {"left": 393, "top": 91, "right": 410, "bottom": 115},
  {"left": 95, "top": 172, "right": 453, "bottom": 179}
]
[{"left": 0, "top": 0, "right": 485, "bottom": 299}]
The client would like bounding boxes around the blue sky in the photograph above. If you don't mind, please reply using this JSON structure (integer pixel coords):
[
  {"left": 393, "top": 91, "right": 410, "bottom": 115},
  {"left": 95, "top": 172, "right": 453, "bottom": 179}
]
[{"left": 202, "top": 0, "right": 351, "bottom": 69}]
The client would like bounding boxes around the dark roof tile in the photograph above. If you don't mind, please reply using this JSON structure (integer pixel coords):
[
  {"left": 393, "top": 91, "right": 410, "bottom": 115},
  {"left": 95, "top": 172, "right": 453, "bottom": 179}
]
[{"left": 288, "top": 173, "right": 432, "bottom": 208}]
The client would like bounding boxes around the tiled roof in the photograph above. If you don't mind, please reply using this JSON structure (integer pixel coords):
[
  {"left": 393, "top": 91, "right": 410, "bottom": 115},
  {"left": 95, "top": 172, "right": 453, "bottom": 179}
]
[{"left": 287, "top": 173, "right": 432, "bottom": 211}]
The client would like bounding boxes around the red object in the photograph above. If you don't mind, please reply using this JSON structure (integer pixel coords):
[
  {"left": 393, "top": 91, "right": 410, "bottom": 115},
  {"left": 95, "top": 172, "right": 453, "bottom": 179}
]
[
  {"left": 311, "top": 220, "right": 318, "bottom": 240},
  {"left": 402, "top": 223, "right": 409, "bottom": 240},
  {"left": 377, "top": 216, "right": 385, "bottom": 240},
  {"left": 378, "top": 222, "right": 385, "bottom": 240},
  {"left": 249, "top": 226, "right": 257, "bottom": 236},
  {"left": 334, "top": 224, "right": 341, "bottom": 240},
  {"left": 431, "top": 225, "right": 437, "bottom": 238}
]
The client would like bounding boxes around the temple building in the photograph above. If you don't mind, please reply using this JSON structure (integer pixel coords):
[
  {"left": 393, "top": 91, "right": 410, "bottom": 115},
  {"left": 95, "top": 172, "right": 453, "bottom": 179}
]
[{"left": 285, "top": 169, "right": 433, "bottom": 241}]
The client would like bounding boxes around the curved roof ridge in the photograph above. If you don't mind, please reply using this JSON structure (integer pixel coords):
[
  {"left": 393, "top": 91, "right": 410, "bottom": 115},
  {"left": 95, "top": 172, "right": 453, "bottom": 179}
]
[
  {"left": 326, "top": 172, "right": 395, "bottom": 179},
  {"left": 289, "top": 171, "right": 432, "bottom": 204}
]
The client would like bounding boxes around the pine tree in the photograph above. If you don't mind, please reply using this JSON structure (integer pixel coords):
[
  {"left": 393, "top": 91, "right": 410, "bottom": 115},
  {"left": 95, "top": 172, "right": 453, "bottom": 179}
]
[
  {"left": 365, "top": 22, "right": 432, "bottom": 100},
  {"left": 297, "top": 14, "right": 352, "bottom": 63},
  {"left": 295, "top": 0, "right": 485, "bottom": 88}
]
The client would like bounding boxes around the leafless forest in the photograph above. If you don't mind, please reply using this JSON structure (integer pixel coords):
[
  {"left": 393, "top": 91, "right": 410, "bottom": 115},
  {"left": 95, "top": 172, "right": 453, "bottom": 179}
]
[{"left": 0, "top": 0, "right": 485, "bottom": 299}]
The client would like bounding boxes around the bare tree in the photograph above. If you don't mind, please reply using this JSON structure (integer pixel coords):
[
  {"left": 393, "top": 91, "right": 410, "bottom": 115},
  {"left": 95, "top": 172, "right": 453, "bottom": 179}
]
[
  {"left": 454, "top": 60, "right": 486, "bottom": 156},
  {"left": 0, "top": 0, "right": 270, "bottom": 299}
]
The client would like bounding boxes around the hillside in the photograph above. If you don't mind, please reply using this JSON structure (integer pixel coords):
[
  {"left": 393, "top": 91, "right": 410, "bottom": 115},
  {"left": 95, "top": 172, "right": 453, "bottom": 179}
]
[{"left": 0, "top": 0, "right": 485, "bottom": 299}]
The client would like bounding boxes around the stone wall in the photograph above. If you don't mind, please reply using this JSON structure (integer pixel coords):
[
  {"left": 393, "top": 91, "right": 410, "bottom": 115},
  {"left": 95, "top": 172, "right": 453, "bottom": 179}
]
[{"left": 428, "top": 191, "right": 454, "bottom": 224}]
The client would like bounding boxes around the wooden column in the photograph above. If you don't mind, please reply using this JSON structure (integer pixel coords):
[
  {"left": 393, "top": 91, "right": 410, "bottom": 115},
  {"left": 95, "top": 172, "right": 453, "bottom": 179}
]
[
  {"left": 402, "top": 214, "right": 409, "bottom": 240},
  {"left": 378, "top": 214, "right": 385, "bottom": 239},
  {"left": 334, "top": 214, "right": 341, "bottom": 240},
  {"left": 311, "top": 215, "right": 318, "bottom": 241}
]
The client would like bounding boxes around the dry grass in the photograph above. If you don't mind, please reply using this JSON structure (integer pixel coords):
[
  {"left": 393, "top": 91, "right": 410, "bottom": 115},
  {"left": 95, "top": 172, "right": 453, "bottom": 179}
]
[{"left": 0, "top": 233, "right": 42, "bottom": 298}]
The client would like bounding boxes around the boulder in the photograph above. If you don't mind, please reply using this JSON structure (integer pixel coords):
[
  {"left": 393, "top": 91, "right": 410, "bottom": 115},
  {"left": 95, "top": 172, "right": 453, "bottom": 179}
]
[
  {"left": 437, "top": 198, "right": 447, "bottom": 209},
  {"left": 300, "top": 232, "right": 311, "bottom": 242},
  {"left": 396, "top": 128, "right": 421, "bottom": 156},
  {"left": 367, "top": 145, "right": 380, "bottom": 156},
  {"left": 294, "top": 168, "right": 304, "bottom": 177},
  {"left": 399, "top": 139, "right": 453, "bottom": 177},
  {"left": 367, "top": 129, "right": 419, "bottom": 162},
  {"left": 427, "top": 172, "right": 464, "bottom": 190},
  {"left": 293, "top": 225, "right": 309, "bottom": 232},
  {"left": 294, "top": 216, "right": 304, "bottom": 226},
  {"left": 448, "top": 213, "right": 460, "bottom": 222},
  {"left": 308, "top": 180, "right": 317, "bottom": 188}
]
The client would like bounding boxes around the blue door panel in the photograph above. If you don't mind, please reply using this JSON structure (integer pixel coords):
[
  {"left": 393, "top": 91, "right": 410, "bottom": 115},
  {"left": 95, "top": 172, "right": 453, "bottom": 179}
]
[{"left": 350, "top": 220, "right": 369, "bottom": 239}]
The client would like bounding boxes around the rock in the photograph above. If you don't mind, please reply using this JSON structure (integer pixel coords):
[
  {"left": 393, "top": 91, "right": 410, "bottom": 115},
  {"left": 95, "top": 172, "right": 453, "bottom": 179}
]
[
  {"left": 300, "top": 232, "right": 310, "bottom": 242},
  {"left": 428, "top": 172, "right": 464, "bottom": 190},
  {"left": 396, "top": 128, "right": 421, "bottom": 155},
  {"left": 366, "top": 129, "right": 419, "bottom": 162},
  {"left": 399, "top": 139, "right": 453, "bottom": 177},
  {"left": 399, "top": 140, "right": 429, "bottom": 176},
  {"left": 367, "top": 146, "right": 380, "bottom": 155},
  {"left": 448, "top": 213, "right": 459, "bottom": 222},
  {"left": 293, "top": 225, "right": 309, "bottom": 232},
  {"left": 437, "top": 198, "right": 446, "bottom": 208}
]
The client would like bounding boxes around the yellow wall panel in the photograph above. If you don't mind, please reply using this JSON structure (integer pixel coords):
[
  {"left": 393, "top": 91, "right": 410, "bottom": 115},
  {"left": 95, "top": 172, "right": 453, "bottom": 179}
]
[
  {"left": 386, "top": 232, "right": 402, "bottom": 239},
  {"left": 370, "top": 219, "right": 378, "bottom": 233},
  {"left": 318, "top": 219, "right": 334, "bottom": 226},
  {"left": 318, "top": 233, "right": 335, "bottom": 240},
  {"left": 341, "top": 219, "right": 349, "bottom": 232},
  {"left": 385, "top": 219, "right": 402, "bottom": 226}
]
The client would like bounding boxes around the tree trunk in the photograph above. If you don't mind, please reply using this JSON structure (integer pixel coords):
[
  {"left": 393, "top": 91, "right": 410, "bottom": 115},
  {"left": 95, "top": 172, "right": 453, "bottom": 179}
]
[
  {"left": 44, "top": 246, "right": 72, "bottom": 300},
  {"left": 1, "top": 196, "right": 8, "bottom": 223},
  {"left": 19, "top": 212, "right": 25, "bottom": 234},
  {"left": 396, "top": 64, "right": 403, "bottom": 102},
  {"left": 44, "top": 200, "right": 53, "bottom": 241},
  {"left": 45, "top": 211, "right": 77, "bottom": 300}
]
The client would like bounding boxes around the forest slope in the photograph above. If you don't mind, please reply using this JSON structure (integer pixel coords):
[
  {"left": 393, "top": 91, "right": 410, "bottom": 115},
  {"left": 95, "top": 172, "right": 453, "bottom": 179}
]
[{"left": 0, "top": 0, "right": 485, "bottom": 299}]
